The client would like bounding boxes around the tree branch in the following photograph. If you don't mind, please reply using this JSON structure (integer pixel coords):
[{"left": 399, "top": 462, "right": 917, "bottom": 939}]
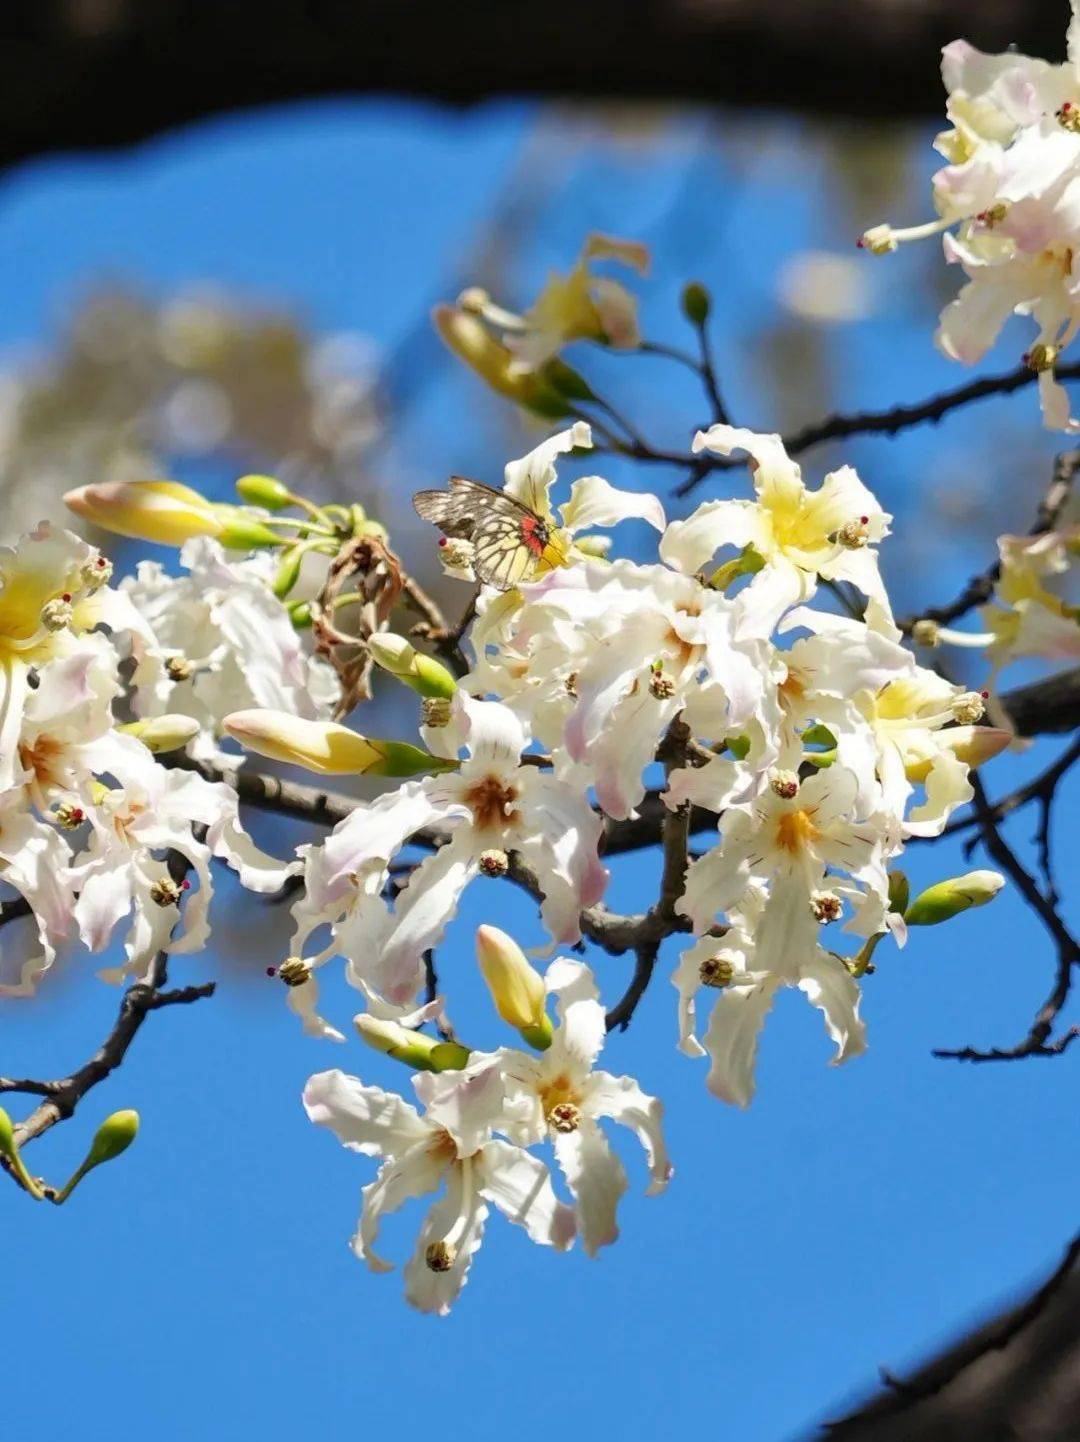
[{"left": 0, "top": 851, "right": 215, "bottom": 1192}]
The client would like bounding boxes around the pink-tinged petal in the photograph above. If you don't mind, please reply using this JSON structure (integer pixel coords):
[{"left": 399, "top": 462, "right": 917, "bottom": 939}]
[
  {"left": 553, "top": 1118, "right": 628, "bottom": 1257},
  {"left": 516, "top": 773, "right": 607, "bottom": 938},
  {"left": 413, "top": 1061, "right": 505, "bottom": 1159},
  {"left": 477, "top": 1140, "right": 576, "bottom": 1250},
  {"left": 303, "top": 1068, "right": 430, "bottom": 1158}
]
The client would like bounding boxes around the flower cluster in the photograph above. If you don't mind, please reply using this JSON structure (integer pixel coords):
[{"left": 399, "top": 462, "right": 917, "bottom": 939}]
[
  {"left": 305, "top": 937, "right": 670, "bottom": 1314},
  {"left": 860, "top": 1, "right": 1080, "bottom": 432},
  {"left": 0, "top": 310, "right": 1016, "bottom": 1309},
  {"left": 0, "top": 519, "right": 313, "bottom": 995}
]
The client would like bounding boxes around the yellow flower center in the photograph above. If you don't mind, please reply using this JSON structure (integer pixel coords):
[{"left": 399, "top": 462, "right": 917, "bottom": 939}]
[{"left": 774, "top": 807, "right": 820, "bottom": 855}]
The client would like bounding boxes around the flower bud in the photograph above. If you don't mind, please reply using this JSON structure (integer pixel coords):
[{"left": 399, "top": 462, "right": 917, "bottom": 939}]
[
  {"left": 235, "top": 474, "right": 293, "bottom": 511},
  {"left": 85, "top": 1110, "right": 140, "bottom": 1168},
  {"left": 475, "top": 925, "right": 552, "bottom": 1050},
  {"left": 288, "top": 600, "right": 313, "bottom": 629},
  {"left": 432, "top": 305, "right": 571, "bottom": 418},
  {"left": 272, "top": 546, "right": 306, "bottom": 599},
  {"left": 904, "top": 870, "right": 1005, "bottom": 926},
  {"left": 64, "top": 480, "right": 223, "bottom": 546},
  {"left": 354, "top": 1014, "right": 470, "bottom": 1072},
  {"left": 368, "top": 633, "right": 458, "bottom": 700},
  {"left": 53, "top": 1109, "right": 140, "bottom": 1203},
  {"left": 680, "top": 281, "right": 711, "bottom": 326},
  {"left": 224, "top": 710, "right": 456, "bottom": 777},
  {"left": 118, "top": 715, "right": 201, "bottom": 753},
  {"left": 0, "top": 1106, "right": 44, "bottom": 1200},
  {"left": 212, "top": 509, "right": 281, "bottom": 551}
]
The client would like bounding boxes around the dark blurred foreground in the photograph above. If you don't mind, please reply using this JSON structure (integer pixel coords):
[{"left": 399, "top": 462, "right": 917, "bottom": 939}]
[{"left": 0, "top": 0, "right": 1071, "bottom": 169}]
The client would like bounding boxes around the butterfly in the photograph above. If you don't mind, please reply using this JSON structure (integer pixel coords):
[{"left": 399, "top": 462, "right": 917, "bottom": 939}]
[{"left": 413, "top": 476, "right": 567, "bottom": 591}]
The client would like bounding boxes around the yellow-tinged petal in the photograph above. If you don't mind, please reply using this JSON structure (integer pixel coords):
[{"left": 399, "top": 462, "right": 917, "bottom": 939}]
[
  {"left": 475, "top": 924, "right": 551, "bottom": 1046},
  {"left": 65, "top": 480, "right": 223, "bottom": 546},
  {"left": 223, "top": 710, "right": 454, "bottom": 777},
  {"left": 902, "top": 725, "right": 1011, "bottom": 782}
]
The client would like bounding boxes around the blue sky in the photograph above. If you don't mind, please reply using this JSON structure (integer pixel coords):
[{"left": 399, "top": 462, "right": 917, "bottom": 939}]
[{"left": 0, "top": 99, "right": 1077, "bottom": 1442}]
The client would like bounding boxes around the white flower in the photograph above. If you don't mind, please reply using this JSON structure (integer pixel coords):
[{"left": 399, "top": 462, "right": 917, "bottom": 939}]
[
  {"left": 477, "top": 557, "right": 765, "bottom": 819},
  {"left": 672, "top": 880, "right": 867, "bottom": 1108},
  {"left": 680, "top": 765, "right": 890, "bottom": 938},
  {"left": 860, "top": 5, "right": 1080, "bottom": 431},
  {"left": 491, "top": 957, "right": 672, "bottom": 1255},
  {"left": 303, "top": 1063, "right": 574, "bottom": 1315},
  {"left": 291, "top": 693, "right": 607, "bottom": 1011},
  {"left": 121, "top": 537, "right": 339, "bottom": 763},
  {"left": 663, "top": 426, "right": 892, "bottom": 637},
  {"left": 0, "top": 805, "right": 78, "bottom": 996},
  {"left": 68, "top": 737, "right": 296, "bottom": 983}
]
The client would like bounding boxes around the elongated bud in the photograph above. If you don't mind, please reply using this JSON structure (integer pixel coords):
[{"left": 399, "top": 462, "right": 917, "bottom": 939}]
[
  {"left": 235, "top": 474, "right": 292, "bottom": 511},
  {"left": 64, "top": 479, "right": 222, "bottom": 546},
  {"left": 476, "top": 925, "right": 552, "bottom": 1050},
  {"left": 368, "top": 633, "right": 458, "bottom": 700},
  {"left": 681, "top": 281, "right": 711, "bottom": 326},
  {"left": 0, "top": 1106, "right": 43, "bottom": 1200},
  {"left": 118, "top": 715, "right": 200, "bottom": 753},
  {"left": 54, "top": 1109, "right": 140, "bottom": 1203},
  {"left": 224, "top": 710, "right": 456, "bottom": 777},
  {"left": 213, "top": 509, "right": 281, "bottom": 550},
  {"left": 354, "top": 1014, "right": 470, "bottom": 1072},
  {"left": 272, "top": 546, "right": 305, "bottom": 598},
  {"left": 904, "top": 870, "right": 1005, "bottom": 926},
  {"left": 432, "top": 305, "right": 570, "bottom": 418}
]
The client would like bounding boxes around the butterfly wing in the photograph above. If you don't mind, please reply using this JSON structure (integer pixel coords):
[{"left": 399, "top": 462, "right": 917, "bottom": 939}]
[{"left": 413, "top": 476, "right": 552, "bottom": 591}]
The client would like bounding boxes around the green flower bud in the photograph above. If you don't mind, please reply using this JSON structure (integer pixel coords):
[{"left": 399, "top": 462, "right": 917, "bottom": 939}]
[
  {"left": 288, "top": 600, "right": 313, "bottom": 629},
  {"left": 53, "top": 1109, "right": 140, "bottom": 1203},
  {"left": 213, "top": 509, "right": 281, "bottom": 551},
  {"left": 85, "top": 1110, "right": 140, "bottom": 1168},
  {"left": 118, "top": 715, "right": 201, "bottom": 753},
  {"left": 0, "top": 1106, "right": 44, "bottom": 1200},
  {"left": 681, "top": 281, "right": 712, "bottom": 326},
  {"left": 368, "top": 633, "right": 458, "bottom": 700},
  {"left": 235, "top": 474, "right": 293, "bottom": 511},
  {"left": 272, "top": 546, "right": 306, "bottom": 599},
  {"left": 355, "top": 1015, "right": 470, "bottom": 1072},
  {"left": 904, "top": 870, "right": 1005, "bottom": 927},
  {"left": 0, "top": 1106, "right": 16, "bottom": 1160}
]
